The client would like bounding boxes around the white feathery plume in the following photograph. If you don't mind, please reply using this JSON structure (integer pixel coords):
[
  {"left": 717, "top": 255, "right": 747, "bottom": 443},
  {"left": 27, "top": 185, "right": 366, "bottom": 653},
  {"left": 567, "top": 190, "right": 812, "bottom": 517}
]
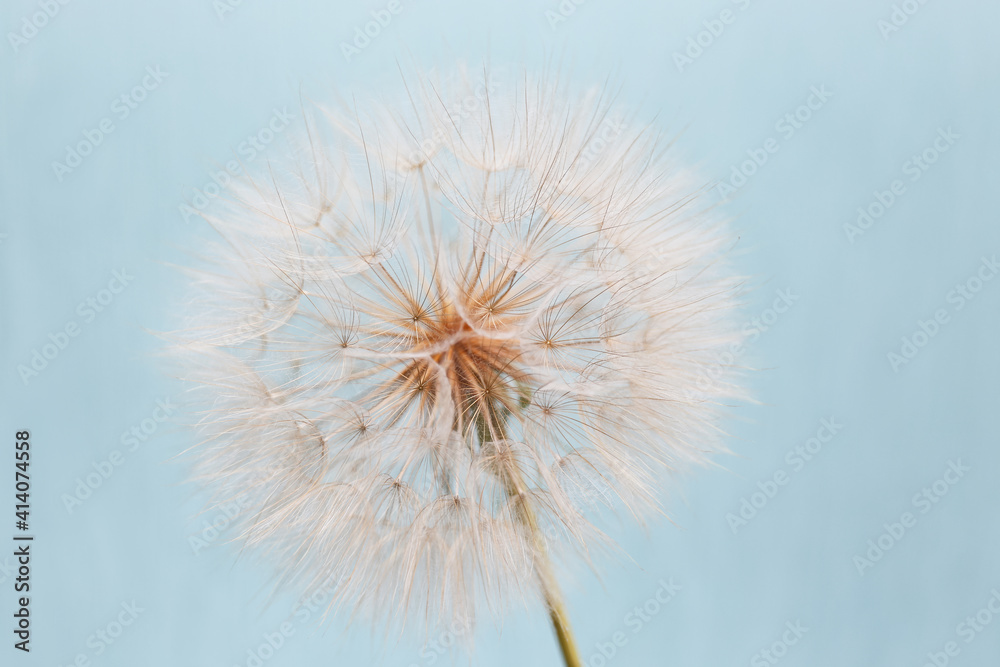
[{"left": 174, "top": 64, "right": 745, "bottom": 665}]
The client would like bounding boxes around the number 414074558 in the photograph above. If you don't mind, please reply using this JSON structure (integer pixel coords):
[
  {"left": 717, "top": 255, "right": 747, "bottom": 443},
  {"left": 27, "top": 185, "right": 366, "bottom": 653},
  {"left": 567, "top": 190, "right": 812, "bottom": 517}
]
[{"left": 15, "top": 431, "right": 30, "bottom": 527}]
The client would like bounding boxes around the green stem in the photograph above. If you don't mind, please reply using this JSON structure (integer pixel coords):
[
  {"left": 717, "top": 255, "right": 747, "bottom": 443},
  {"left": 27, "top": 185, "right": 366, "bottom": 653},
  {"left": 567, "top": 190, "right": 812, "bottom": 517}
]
[
  {"left": 539, "top": 555, "right": 584, "bottom": 667},
  {"left": 475, "top": 397, "right": 582, "bottom": 666},
  {"left": 499, "top": 446, "right": 583, "bottom": 667}
]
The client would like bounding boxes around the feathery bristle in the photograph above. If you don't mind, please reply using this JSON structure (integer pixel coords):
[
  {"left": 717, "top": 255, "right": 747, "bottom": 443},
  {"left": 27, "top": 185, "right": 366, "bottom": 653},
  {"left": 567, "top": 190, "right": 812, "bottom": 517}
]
[{"left": 173, "top": 65, "right": 745, "bottom": 637}]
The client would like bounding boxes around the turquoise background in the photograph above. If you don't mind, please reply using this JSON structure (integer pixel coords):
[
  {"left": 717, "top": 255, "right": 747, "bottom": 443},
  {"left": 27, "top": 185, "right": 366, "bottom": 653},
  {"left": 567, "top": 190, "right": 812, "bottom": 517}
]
[{"left": 2, "top": 0, "right": 999, "bottom": 665}]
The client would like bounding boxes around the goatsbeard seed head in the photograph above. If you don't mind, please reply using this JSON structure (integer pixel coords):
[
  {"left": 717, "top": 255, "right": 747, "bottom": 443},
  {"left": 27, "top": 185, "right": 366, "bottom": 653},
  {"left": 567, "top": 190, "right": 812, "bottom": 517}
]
[{"left": 174, "top": 64, "right": 746, "bottom": 637}]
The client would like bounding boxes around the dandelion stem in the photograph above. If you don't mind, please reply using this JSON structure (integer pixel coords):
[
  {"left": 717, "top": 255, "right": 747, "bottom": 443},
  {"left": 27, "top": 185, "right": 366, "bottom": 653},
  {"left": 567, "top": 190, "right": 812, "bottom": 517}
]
[
  {"left": 513, "top": 475, "right": 583, "bottom": 667},
  {"left": 487, "top": 420, "right": 583, "bottom": 667},
  {"left": 538, "top": 553, "right": 584, "bottom": 667}
]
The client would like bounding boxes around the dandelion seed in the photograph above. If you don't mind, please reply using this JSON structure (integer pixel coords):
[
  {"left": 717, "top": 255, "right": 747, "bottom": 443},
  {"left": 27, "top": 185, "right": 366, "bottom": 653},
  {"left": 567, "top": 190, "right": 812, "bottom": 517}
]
[{"left": 174, "top": 65, "right": 745, "bottom": 666}]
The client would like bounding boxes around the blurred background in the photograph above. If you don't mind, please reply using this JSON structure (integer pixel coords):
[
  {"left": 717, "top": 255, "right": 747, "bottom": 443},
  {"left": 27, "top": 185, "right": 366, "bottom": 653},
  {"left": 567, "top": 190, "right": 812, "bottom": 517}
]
[{"left": 2, "top": 0, "right": 999, "bottom": 665}]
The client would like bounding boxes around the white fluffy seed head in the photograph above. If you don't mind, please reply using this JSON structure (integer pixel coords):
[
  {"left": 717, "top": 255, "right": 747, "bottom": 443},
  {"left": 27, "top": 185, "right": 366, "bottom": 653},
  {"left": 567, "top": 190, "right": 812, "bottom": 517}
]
[{"left": 174, "top": 65, "right": 745, "bottom": 636}]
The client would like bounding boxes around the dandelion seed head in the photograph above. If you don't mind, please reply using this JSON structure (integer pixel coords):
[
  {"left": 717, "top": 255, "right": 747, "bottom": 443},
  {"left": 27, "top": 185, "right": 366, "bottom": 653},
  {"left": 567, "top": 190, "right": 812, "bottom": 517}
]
[{"left": 175, "top": 65, "right": 745, "bottom": 635}]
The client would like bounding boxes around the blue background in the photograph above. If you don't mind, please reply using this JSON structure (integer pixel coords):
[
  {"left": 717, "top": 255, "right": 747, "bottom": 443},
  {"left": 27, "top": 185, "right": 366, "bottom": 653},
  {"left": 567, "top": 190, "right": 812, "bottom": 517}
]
[{"left": 2, "top": 0, "right": 999, "bottom": 665}]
